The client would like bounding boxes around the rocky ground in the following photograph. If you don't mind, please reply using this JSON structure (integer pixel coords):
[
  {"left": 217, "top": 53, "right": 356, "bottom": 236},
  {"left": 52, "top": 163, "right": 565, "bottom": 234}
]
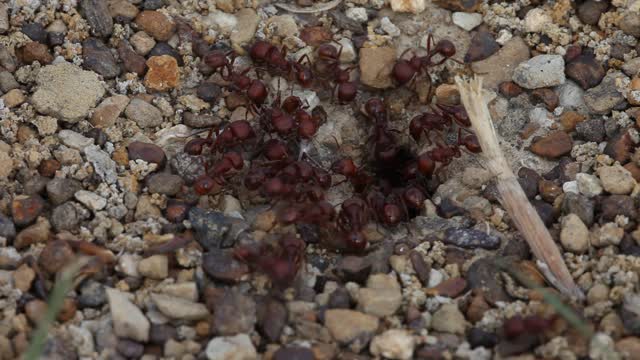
[{"left": 2, "top": 0, "right": 640, "bottom": 359}]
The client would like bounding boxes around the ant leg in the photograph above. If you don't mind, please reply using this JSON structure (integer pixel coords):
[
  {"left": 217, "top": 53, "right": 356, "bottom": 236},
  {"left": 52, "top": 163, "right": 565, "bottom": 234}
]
[
  {"left": 399, "top": 47, "right": 415, "bottom": 60},
  {"left": 297, "top": 54, "right": 312, "bottom": 66}
]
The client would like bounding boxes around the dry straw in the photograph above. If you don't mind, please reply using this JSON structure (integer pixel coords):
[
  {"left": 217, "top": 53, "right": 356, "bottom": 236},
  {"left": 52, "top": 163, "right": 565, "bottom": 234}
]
[{"left": 455, "top": 76, "right": 584, "bottom": 300}]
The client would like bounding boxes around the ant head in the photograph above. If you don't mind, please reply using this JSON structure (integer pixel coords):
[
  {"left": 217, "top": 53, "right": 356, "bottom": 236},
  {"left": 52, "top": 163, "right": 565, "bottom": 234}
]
[
  {"left": 409, "top": 115, "right": 425, "bottom": 142},
  {"left": 344, "top": 230, "right": 367, "bottom": 252},
  {"left": 249, "top": 40, "right": 273, "bottom": 61},
  {"left": 364, "top": 98, "right": 386, "bottom": 118},
  {"left": 264, "top": 139, "right": 289, "bottom": 161},
  {"left": 203, "top": 51, "right": 228, "bottom": 70},
  {"left": 463, "top": 135, "right": 482, "bottom": 153},
  {"left": 318, "top": 44, "right": 338, "bottom": 59},
  {"left": 403, "top": 187, "right": 426, "bottom": 210},
  {"left": 435, "top": 40, "right": 456, "bottom": 58},
  {"left": 382, "top": 203, "right": 402, "bottom": 225},
  {"left": 331, "top": 158, "right": 357, "bottom": 178},
  {"left": 393, "top": 60, "right": 416, "bottom": 85},
  {"left": 417, "top": 153, "right": 435, "bottom": 177},
  {"left": 272, "top": 113, "right": 295, "bottom": 135},
  {"left": 194, "top": 175, "right": 217, "bottom": 195},
  {"left": 247, "top": 80, "right": 268, "bottom": 105},
  {"left": 263, "top": 177, "right": 285, "bottom": 197},
  {"left": 229, "top": 120, "right": 255, "bottom": 140},
  {"left": 184, "top": 137, "right": 207, "bottom": 155},
  {"left": 224, "top": 151, "right": 244, "bottom": 169},
  {"left": 282, "top": 96, "right": 303, "bottom": 114},
  {"left": 337, "top": 82, "right": 358, "bottom": 103},
  {"left": 296, "top": 68, "right": 313, "bottom": 88},
  {"left": 298, "top": 115, "right": 318, "bottom": 139},
  {"left": 244, "top": 167, "right": 266, "bottom": 190}
]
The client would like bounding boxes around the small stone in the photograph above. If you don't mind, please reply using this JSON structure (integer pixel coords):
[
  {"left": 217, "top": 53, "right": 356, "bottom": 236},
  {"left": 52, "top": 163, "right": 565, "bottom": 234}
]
[
  {"left": 300, "top": 26, "right": 332, "bottom": 47},
  {"left": 51, "top": 202, "right": 82, "bottom": 231},
  {"left": 81, "top": 0, "right": 113, "bottom": 37},
  {"left": 0, "top": 213, "right": 16, "bottom": 240},
  {"left": 560, "top": 111, "right": 586, "bottom": 131},
  {"left": 467, "top": 258, "right": 511, "bottom": 305},
  {"left": 530, "top": 131, "right": 573, "bottom": 159},
  {"left": 324, "top": 309, "right": 379, "bottom": 344},
  {"left": 346, "top": 7, "right": 368, "bottom": 23},
  {"left": 576, "top": 118, "right": 605, "bottom": 142},
  {"left": 146, "top": 173, "right": 183, "bottom": 196},
  {"left": 135, "top": 10, "right": 175, "bottom": 41},
  {"left": 390, "top": 0, "right": 427, "bottom": 13},
  {"left": 144, "top": 55, "right": 180, "bottom": 92},
  {"left": 359, "top": 47, "right": 397, "bottom": 89},
  {"left": 616, "top": 337, "right": 640, "bottom": 359},
  {"left": 273, "top": 347, "right": 314, "bottom": 360},
  {"left": 74, "top": 190, "right": 107, "bottom": 211},
  {"left": 127, "top": 141, "right": 167, "bottom": 167},
  {"left": 465, "top": 31, "right": 499, "bottom": 63},
  {"left": 576, "top": 173, "right": 603, "bottom": 197},
  {"left": 205, "top": 334, "right": 257, "bottom": 360},
  {"left": 46, "top": 178, "right": 82, "bottom": 205},
  {"left": 78, "top": 281, "right": 107, "bottom": 308},
  {"left": 431, "top": 303, "right": 468, "bottom": 335},
  {"left": 357, "top": 273, "right": 402, "bottom": 317},
  {"left": 530, "top": 88, "right": 559, "bottom": 111},
  {"left": 31, "top": 62, "right": 106, "bottom": 123},
  {"left": 231, "top": 9, "right": 260, "bottom": 51},
  {"left": 170, "top": 152, "right": 206, "bottom": 184},
  {"left": 108, "top": 0, "right": 139, "bottom": 21},
  {"left": 118, "top": 41, "right": 147, "bottom": 75},
  {"left": 578, "top": 0, "right": 608, "bottom": 25},
  {"left": 11, "top": 195, "right": 45, "bottom": 227},
  {"left": 560, "top": 214, "right": 590, "bottom": 254},
  {"left": 138, "top": 255, "right": 168, "bottom": 279},
  {"left": 189, "top": 208, "right": 232, "bottom": 250},
  {"left": 1, "top": 89, "right": 25, "bottom": 108},
  {"left": 565, "top": 54, "right": 605, "bottom": 90},
  {"left": 135, "top": 195, "right": 161, "bottom": 220},
  {"left": 16, "top": 42, "right": 53, "bottom": 65},
  {"left": 443, "top": 228, "right": 500, "bottom": 249},
  {"left": 91, "top": 95, "right": 130, "bottom": 128},
  {"left": 0, "top": 4, "right": 8, "bottom": 34},
  {"left": 266, "top": 15, "right": 299, "bottom": 38},
  {"left": 562, "top": 192, "right": 595, "bottom": 226},
  {"left": 38, "top": 240, "right": 75, "bottom": 274},
  {"left": 14, "top": 217, "right": 50, "bottom": 249},
  {"left": 58, "top": 130, "right": 94, "bottom": 150},
  {"left": 82, "top": 38, "right": 120, "bottom": 79},
  {"left": 106, "top": 288, "right": 150, "bottom": 342},
  {"left": 597, "top": 164, "right": 636, "bottom": 195},
  {"left": 471, "top": 37, "right": 530, "bottom": 90},
  {"left": 151, "top": 293, "right": 209, "bottom": 320},
  {"left": 452, "top": 12, "right": 482, "bottom": 31},
  {"left": 116, "top": 339, "right": 144, "bottom": 359},
  {"left": 210, "top": 289, "right": 256, "bottom": 335},
  {"left": 13, "top": 264, "right": 35, "bottom": 292},
  {"left": 335, "top": 256, "right": 372, "bottom": 284},
  {"left": 426, "top": 277, "right": 467, "bottom": 298},
  {"left": 370, "top": 329, "right": 415, "bottom": 360},
  {"left": 130, "top": 31, "right": 155, "bottom": 56},
  {"left": 25, "top": 299, "right": 48, "bottom": 324},
  {"left": 583, "top": 71, "right": 627, "bottom": 115},
  {"left": 202, "top": 249, "right": 249, "bottom": 283},
  {"left": 513, "top": 55, "right": 565, "bottom": 89},
  {"left": 524, "top": 7, "right": 552, "bottom": 32},
  {"left": 86, "top": 145, "right": 117, "bottom": 184},
  {"left": 620, "top": 12, "right": 640, "bottom": 38},
  {"left": 125, "top": 98, "right": 163, "bottom": 128},
  {"left": 21, "top": 23, "right": 47, "bottom": 43},
  {"left": 0, "top": 71, "right": 19, "bottom": 92},
  {"left": 256, "top": 297, "right": 287, "bottom": 342}
]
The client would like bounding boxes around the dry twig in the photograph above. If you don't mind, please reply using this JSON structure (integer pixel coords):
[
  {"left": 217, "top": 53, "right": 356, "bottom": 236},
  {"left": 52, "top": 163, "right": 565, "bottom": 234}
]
[{"left": 455, "top": 76, "right": 584, "bottom": 300}]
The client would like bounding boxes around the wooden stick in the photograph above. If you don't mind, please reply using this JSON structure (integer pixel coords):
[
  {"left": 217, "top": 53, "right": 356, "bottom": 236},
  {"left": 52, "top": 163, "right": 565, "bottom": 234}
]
[{"left": 455, "top": 76, "right": 584, "bottom": 300}]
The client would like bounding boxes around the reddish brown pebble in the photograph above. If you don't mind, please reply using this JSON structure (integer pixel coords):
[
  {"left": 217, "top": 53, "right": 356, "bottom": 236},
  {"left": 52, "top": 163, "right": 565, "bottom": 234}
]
[
  {"left": 11, "top": 195, "right": 45, "bottom": 227},
  {"left": 127, "top": 141, "right": 167, "bottom": 168},
  {"left": 16, "top": 42, "right": 53, "bottom": 64},
  {"left": 559, "top": 111, "right": 586, "bottom": 132},
  {"left": 433, "top": 0, "right": 481, "bottom": 11},
  {"left": 144, "top": 55, "right": 180, "bottom": 92},
  {"left": 57, "top": 298, "right": 77, "bottom": 322},
  {"left": 515, "top": 260, "right": 546, "bottom": 287},
  {"left": 466, "top": 292, "right": 490, "bottom": 323},
  {"left": 300, "top": 26, "right": 332, "bottom": 46},
  {"left": 624, "top": 162, "right": 640, "bottom": 182},
  {"left": 530, "top": 88, "right": 559, "bottom": 111},
  {"left": 38, "top": 159, "right": 61, "bottom": 177},
  {"left": 38, "top": 240, "right": 75, "bottom": 275},
  {"left": 426, "top": 277, "right": 468, "bottom": 298},
  {"left": 117, "top": 41, "right": 147, "bottom": 75},
  {"left": 134, "top": 11, "right": 176, "bottom": 41},
  {"left": 464, "top": 31, "right": 499, "bottom": 63},
  {"left": 538, "top": 179, "right": 563, "bottom": 203},
  {"left": 565, "top": 54, "right": 605, "bottom": 90},
  {"left": 409, "top": 251, "right": 431, "bottom": 286},
  {"left": 604, "top": 131, "right": 633, "bottom": 164},
  {"left": 25, "top": 299, "right": 48, "bottom": 324},
  {"left": 564, "top": 45, "right": 582, "bottom": 63},
  {"left": 530, "top": 131, "right": 573, "bottom": 159},
  {"left": 498, "top": 81, "right": 523, "bottom": 98},
  {"left": 165, "top": 199, "right": 190, "bottom": 223}
]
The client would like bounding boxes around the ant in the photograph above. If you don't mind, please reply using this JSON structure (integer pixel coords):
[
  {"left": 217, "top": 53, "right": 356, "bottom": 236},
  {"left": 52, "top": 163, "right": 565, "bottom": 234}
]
[
  {"left": 184, "top": 119, "right": 256, "bottom": 156},
  {"left": 234, "top": 233, "right": 306, "bottom": 288},
  {"left": 361, "top": 98, "right": 401, "bottom": 164},
  {"left": 249, "top": 40, "right": 314, "bottom": 88},
  {"left": 193, "top": 151, "right": 244, "bottom": 195},
  {"left": 313, "top": 42, "right": 358, "bottom": 103},
  {"left": 392, "top": 35, "right": 461, "bottom": 86}
]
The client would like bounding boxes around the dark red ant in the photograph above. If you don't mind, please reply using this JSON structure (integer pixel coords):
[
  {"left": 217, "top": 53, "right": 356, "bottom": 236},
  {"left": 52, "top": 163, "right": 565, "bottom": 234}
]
[
  {"left": 183, "top": 120, "right": 255, "bottom": 157},
  {"left": 193, "top": 151, "right": 244, "bottom": 195},
  {"left": 336, "top": 196, "right": 371, "bottom": 252},
  {"left": 203, "top": 49, "right": 235, "bottom": 74},
  {"left": 393, "top": 35, "right": 460, "bottom": 86},
  {"left": 249, "top": 40, "right": 314, "bottom": 88},
  {"left": 276, "top": 200, "right": 336, "bottom": 226},
  {"left": 313, "top": 43, "right": 358, "bottom": 103},
  {"left": 234, "top": 233, "right": 305, "bottom": 288},
  {"left": 331, "top": 157, "right": 373, "bottom": 193},
  {"left": 361, "top": 98, "right": 401, "bottom": 164}
]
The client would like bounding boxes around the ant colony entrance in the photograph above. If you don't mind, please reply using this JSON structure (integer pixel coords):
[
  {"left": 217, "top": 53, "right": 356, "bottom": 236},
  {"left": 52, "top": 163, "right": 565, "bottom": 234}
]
[{"left": 185, "top": 35, "right": 479, "bottom": 287}]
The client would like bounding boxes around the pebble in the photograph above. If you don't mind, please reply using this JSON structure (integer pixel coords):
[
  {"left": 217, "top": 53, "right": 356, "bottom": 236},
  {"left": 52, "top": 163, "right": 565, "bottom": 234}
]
[
  {"left": 78, "top": 281, "right": 107, "bottom": 308},
  {"left": 46, "top": 178, "right": 83, "bottom": 205},
  {"left": 565, "top": 54, "right": 605, "bottom": 90},
  {"left": 465, "top": 31, "right": 499, "bottom": 63},
  {"left": 21, "top": 23, "right": 47, "bottom": 43},
  {"left": 576, "top": 173, "right": 603, "bottom": 197},
  {"left": 73, "top": 190, "right": 106, "bottom": 212},
  {"left": 15, "top": 217, "right": 50, "bottom": 249},
  {"left": 170, "top": 152, "right": 206, "bottom": 184},
  {"left": 530, "top": 88, "right": 559, "bottom": 111},
  {"left": 357, "top": 273, "right": 402, "bottom": 317},
  {"left": 116, "top": 339, "right": 144, "bottom": 358},
  {"left": 118, "top": 41, "right": 147, "bottom": 75},
  {"left": 106, "top": 288, "right": 150, "bottom": 342},
  {"left": 0, "top": 213, "right": 16, "bottom": 240},
  {"left": 151, "top": 293, "right": 209, "bottom": 320},
  {"left": 135, "top": 10, "right": 175, "bottom": 41},
  {"left": 562, "top": 192, "right": 595, "bottom": 226},
  {"left": 130, "top": 31, "right": 155, "bottom": 56},
  {"left": 512, "top": 55, "right": 565, "bottom": 89},
  {"left": 202, "top": 249, "right": 249, "bottom": 283},
  {"left": 0, "top": 4, "right": 7, "bottom": 34},
  {"left": 127, "top": 141, "right": 167, "bottom": 167},
  {"left": 359, "top": 47, "right": 397, "bottom": 89},
  {"left": 256, "top": 297, "right": 287, "bottom": 342},
  {"left": 370, "top": 329, "right": 415, "bottom": 360},
  {"left": 380, "top": 17, "right": 401, "bottom": 37},
  {"left": 85, "top": 145, "right": 117, "bottom": 184},
  {"left": 58, "top": 129, "right": 94, "bottom": 150},
  {"left": 13, "top": 263, "right": 35, "bottom": 292},
  {"left": 471, "top": 37, "right": 530, "bottom": 89},
  {"left": 620, "top": 12, "right": 640, "bottom": 38},
  {"left": 82, "top": 38, "right": 120, "bottom": 79},
  {"left": 125, "top": 98, "right": 163, "bottom": 128},
  {"left": 578, "top": 0, "right": 608, "bottom": 25},
  {"left": 16, "top": 41, "right": 53, "bottom": 65},
  {"left": 443, "top": 228, "right": 501, "bottom": 249},
  {"left": 467, "top": 258, "right": 510, "bottom": 305},
  {"left": 584, "top": 71, "right": 627, "bottom": 115},
  {"left": 324, "top": 309, "right": 379, "bottom": 344},
  {"left": 524, "top": 8, "right": 552, "bottom": 32},
  {"left": 530, "top": 131, "right": 573, "bottom": 158},
  {"left": 146, "top": 172, "right": 183, "bottom": 195},
  {"left": 273, "top": 347, "right": 314, "bottom": 360},
  {"left": 11, "top": 195, "right": 45, "bottom": 227},
  {"left": 91, "top": 94, "right": 130, "bottom": 128},
  {"left": 145, "top": 55, "right": 180, "bottom": 92},
  {"left": 390, "top": 0, "right": 427, "bottom": 13},
  {"left": 51, "top": 202, "right": 82, "bottom": 231},
  {"left": 335, "top": 255, "right": 372, "bottom": 284},
  {"left": 597, "top": 164, "right": 636, "bottom": 195},
  {"left": 346, "top": 7, "right": 368, "bottom": 23},
  {"left": 38, "top": 240, "right": 75, "bottom": 274},
  {"left": 210, "top": 289, "right": 256, "bottom": 335},
  {"left": 0, "top": 71, "right": 19, "bottom": 92},
  {"left": 576, "top": 118, "right": 605, "bottom": 142},
  {"left": 431, "top": 303, "right": 467, "bottom": 335},
  {"left": 426, "top": 277, "right": 468, "bottom": 298},
  {"left": 616, "top": 337, "right": 640, "bottom": 359},
  {"left": 560, "top": 214, "right": 590, "bottom": 254},
  {"left": 135, "top": 195, "right": 162, "bottom": 220},
  {"left": 189, "top": 208, "right": 233, "bottom": 250},
  {"left": 138, "top": 255, "right": 168, "bottom": 279},
  {"left": 205, "top": 334, "right": 257, "bottom": 360},
  {"left": 31, "top": 62, "right": 106, "bottom": 123},
  {"left": 81, "top": 0, "right": 113, "bottom": 37},
  {"left": 452, "top": 12, "right": 483, "bottom": 31},
  {"left": 266, "top": 15, "right": 299, "bottom": 38}
]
